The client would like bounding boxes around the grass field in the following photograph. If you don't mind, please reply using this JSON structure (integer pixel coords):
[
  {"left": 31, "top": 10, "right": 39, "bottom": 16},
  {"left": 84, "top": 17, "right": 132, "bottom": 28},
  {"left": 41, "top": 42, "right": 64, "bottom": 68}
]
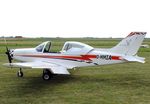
[{"left": 0, "top": 37, "right": 150, "bottom": 104}]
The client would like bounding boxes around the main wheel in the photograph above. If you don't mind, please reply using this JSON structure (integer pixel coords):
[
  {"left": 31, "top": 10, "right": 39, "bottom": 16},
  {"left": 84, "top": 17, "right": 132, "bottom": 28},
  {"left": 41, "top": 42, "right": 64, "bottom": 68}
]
[
  {"left": 42, "top": 73, "right": 51, "bottom": 80},
  {"left": 42, "top": 69, "right": 52, "bottom": 80},
  {"left": 17, "top": 71, "right": 23, "bottom": 77}
]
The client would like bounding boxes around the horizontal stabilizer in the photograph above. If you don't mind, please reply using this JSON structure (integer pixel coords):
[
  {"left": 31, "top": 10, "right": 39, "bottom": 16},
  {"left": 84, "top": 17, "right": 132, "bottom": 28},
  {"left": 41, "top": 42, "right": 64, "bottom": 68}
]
[{"left": 123, "top": 55, "right": 145, "bottom": 63}]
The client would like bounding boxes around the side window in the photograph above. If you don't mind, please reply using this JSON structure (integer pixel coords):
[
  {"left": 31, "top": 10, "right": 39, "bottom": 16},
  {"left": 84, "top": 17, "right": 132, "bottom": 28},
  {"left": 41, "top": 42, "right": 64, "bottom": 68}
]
[
  {"left": 68, "top": 44, "right": 72, "bottom": 50},
  {"left": 63, "top": 44, "right": 68, "bottom": 51},
  {"left": 63, "top": 44, "right": 72, "bottom": 51},
  {"left": 36, "top": 44, "right": 44, "bottom": 52},
  {"left": 44, "top": 42, "right": 51, "bottom": 53}
]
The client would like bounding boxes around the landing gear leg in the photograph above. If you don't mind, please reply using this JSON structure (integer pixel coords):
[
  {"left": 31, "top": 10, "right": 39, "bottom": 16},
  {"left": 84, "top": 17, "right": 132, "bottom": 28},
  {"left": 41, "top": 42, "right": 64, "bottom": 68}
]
[
  {"left": 17, "top": 68, "right": 23, "bottom": 77},
  {"left": 42, "top": 69, "right": 53, "bottom": 81}
]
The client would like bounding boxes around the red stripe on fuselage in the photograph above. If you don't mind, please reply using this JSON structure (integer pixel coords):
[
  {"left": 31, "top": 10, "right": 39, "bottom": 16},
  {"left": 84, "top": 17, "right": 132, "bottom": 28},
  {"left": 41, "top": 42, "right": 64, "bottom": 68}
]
[
  {"left": 111, "top": 56, "right": 121, "bottom": 60},
  {"left": 17, "top": 54, "right": 97, "bottom": 61},
  {"left": 17, "top": 54, "right": 122, "bottom": 61}
]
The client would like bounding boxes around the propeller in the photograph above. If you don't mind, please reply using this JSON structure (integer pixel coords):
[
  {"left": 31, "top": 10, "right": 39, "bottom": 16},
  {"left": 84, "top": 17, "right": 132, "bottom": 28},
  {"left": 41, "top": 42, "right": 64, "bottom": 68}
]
[{"left": 4, "top": 38, "right": 13, "bottom": 63}]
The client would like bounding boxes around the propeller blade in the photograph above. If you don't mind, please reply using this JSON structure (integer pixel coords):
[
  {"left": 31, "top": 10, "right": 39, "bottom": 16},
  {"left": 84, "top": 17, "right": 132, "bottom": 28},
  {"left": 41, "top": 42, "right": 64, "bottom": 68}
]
[
  {"left": 4, "top": 37, "right": 12, "bottom": 63},
  {"left": 5, "top": 48, "right": 12, "bottom": 63}
]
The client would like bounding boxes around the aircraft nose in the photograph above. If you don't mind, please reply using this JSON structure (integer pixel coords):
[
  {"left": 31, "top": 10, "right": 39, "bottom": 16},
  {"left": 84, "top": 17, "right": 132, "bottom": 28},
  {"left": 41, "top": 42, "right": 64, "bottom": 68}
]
[{"left": 9, "top": 49, "right": 14, "bottom": 58}]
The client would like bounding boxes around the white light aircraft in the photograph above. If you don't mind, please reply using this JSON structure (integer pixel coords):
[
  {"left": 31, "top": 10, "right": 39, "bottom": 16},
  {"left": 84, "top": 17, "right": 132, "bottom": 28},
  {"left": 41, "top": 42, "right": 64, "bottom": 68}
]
[{"left": 4, "top": 32, "right": 147, "bottom": 80}]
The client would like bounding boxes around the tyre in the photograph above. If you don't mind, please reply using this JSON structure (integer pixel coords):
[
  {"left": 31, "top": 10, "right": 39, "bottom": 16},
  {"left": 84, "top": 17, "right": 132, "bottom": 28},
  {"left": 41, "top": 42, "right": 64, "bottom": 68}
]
[
  {"left": 42, "top": 73, "right": 51, "bottom": 80},
  {"left": 17, "top": 71, "right": 23, "bottom": 77},
  {"left": 42, "top": 69, "right": 52, "bottom": 80}
]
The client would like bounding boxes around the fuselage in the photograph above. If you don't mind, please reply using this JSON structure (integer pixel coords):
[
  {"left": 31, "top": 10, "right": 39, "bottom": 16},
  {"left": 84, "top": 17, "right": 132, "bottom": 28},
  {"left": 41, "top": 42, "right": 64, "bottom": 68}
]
[{"left": 11, "top": 48, "right": 126, "bottom": 69}]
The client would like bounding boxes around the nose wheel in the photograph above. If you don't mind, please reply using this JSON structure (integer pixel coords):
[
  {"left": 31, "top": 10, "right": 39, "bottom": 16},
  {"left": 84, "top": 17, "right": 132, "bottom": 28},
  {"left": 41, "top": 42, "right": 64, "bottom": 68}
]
[
  {"left": 42, "top": 69, "right": 53, "bottom": 80},
  {"left": 17, "top": 68, "right": 23, "bottom": 77}
]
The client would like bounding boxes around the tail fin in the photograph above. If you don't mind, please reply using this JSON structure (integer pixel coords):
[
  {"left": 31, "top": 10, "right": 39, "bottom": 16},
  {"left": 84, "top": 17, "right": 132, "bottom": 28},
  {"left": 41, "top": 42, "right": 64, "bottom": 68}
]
[{"left": 110, "top": 32, "right": 147, "bottom": 55}]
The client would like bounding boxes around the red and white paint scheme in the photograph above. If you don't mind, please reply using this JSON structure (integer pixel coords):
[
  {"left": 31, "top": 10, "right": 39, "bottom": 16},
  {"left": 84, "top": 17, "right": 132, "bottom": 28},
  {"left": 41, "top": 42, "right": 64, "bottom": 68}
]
[{"left": 4, "top": 32, "right": 147, "bottom": 80}]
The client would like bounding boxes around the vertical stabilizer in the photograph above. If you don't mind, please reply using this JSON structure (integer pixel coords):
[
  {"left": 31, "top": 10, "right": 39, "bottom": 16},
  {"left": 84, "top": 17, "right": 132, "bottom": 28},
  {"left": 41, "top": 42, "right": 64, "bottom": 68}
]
[{"left": 110, "top": 32, "right": 146, "bottom": 55}]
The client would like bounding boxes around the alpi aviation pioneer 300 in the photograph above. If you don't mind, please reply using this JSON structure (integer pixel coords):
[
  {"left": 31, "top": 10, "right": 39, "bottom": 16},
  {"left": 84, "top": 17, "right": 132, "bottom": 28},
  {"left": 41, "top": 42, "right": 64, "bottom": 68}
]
[{"left": 4, "top": 32, "right": 147, "bottom": 80}]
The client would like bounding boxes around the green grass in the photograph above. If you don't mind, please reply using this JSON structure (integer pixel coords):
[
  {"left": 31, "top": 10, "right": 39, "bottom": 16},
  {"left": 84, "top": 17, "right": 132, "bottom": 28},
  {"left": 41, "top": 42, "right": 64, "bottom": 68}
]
[{"left": 0, "top": 38, "right": 150, "bottom": 104}]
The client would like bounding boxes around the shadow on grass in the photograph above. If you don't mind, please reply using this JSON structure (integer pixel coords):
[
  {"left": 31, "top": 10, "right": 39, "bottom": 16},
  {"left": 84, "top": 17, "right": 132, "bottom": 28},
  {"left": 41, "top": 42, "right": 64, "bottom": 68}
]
[
  {"left": 3, "top": 73, "right": 150, "bottom": 98},
  {"left": 4, "top": 75, "right": 78, "bottom": 97}
]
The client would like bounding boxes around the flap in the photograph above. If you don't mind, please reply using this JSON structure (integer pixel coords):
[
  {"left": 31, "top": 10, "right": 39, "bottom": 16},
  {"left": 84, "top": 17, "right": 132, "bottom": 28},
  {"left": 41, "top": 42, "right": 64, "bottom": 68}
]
[{"left": 50, "top": 66, "right": 70, "bottom": 74}]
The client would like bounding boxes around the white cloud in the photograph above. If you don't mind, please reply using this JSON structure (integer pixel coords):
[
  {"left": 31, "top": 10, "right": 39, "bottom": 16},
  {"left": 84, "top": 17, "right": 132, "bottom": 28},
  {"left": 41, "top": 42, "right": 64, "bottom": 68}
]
[{"left": 0, "top": 0, "right": 149, "bottom": 38}]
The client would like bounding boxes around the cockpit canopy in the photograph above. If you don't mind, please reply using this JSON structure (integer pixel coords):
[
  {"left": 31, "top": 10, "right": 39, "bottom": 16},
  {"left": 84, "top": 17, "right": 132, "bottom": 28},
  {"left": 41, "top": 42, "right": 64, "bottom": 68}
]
[
  {"left": 35, "top": 41, "right": 51, "bottom": 53},
  {"left": 35, "top": 41, "right": 94, "bottom": 54},
  {"left": 61, "top": 41, "right": 94, "bottom": 54}
]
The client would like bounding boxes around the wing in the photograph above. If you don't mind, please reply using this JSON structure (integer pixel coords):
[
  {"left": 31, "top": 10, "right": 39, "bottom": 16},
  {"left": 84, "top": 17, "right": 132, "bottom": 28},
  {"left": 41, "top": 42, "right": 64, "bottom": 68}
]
[{"left": 3, "top": 61, "right": 70, "bottom": 75}]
